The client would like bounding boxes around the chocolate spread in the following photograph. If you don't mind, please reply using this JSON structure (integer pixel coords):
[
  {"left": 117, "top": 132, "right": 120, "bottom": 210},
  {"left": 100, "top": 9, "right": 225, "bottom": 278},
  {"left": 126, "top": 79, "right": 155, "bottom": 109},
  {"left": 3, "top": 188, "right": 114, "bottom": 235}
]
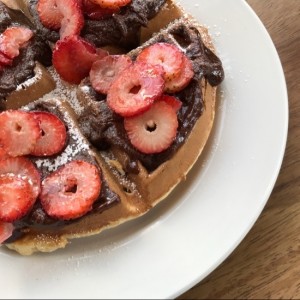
[
  {"left": 79, "top": 23, "right": 225, "bottom": 172},
  {"left": 5, "top": 101, "right": 120, "bottom": 243},
  {"left": 0, "top": 3, "right": 52, "bottom": 104},
  {"left": 28, "top": 0, "right": 167, "bottom": 49}
]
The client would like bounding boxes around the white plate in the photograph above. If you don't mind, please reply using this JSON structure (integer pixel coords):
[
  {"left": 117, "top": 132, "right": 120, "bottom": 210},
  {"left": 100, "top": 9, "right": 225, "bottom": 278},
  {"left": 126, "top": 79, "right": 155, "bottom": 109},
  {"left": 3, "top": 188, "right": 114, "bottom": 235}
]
[{"left": 0, "top": 0, "right": 288, "bottom": 298}]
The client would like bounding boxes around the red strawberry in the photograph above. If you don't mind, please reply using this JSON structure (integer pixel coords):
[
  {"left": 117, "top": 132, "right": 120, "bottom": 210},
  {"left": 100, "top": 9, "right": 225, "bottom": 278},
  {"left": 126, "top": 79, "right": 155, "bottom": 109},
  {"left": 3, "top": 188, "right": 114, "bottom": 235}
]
[
  {"left": 40, "top": 160, "right": 101, "bottom": 220},
  {"left": 0, "top": 145, "right": 8, "bottom": 161},
  {"left": 31, "top": 112, "right": 67, "bottom": 156},
  {"left": 124, "top": 100, "right": 178, "bottom": 154},
  {"left": 0, "top": 174, "right": 35, "bottom": 222},
  {"left": 53, "top": 35, "right": 107, "bottom": 84},
  {"left": 0, "top": 27, "right": 33, "bottom": 59},
  {"left": 56, "top": 0, "right": 84, "bottom": 39},
  {"left": 137, "top": 43, "right": 184, "bottom": 81},
  {"left": 0, "top": 51, "right": 12, "bottom": 66},
  {"left": 160, "top": 95, "right": 182, "bottom": 112},
  {"left": 90, "top": 55, "right": 132, "bottom": 94},
  {"left": 0, "top": 221, "right": 14, "bottom": 244},
  {"left": 165, "top": 54, "right": 194, "bottom": 93},
  {"left": 107, "top": 61, "right": 165, "bottom": 117},
  {"left": 89, "top": 0, "right": 131, "bottom": 9},
  {"left": 37, "top": 0, "right": 63, "bottom": 30},
  {"left": 37, "top": 0, "right": 84, "bottom": 39},
  {"left": 0, "top": 157, "right": 41, "bottom": 199},
  {"left": 82, "top": 0, "right": 119, "bottom": 20},
  {"left": 0, "top": 110, "right": 41, "bottom": 157}
]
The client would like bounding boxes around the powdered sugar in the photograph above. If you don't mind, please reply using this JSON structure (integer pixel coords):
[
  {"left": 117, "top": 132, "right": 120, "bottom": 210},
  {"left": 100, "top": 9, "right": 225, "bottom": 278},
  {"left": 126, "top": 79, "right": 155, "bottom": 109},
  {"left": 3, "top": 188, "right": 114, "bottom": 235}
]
[
  {"left": 39, "top": 67, "right": 85, "bottom": 116},
  {"left": 35, "top": 107, "right": 90, "bottom": 173}
]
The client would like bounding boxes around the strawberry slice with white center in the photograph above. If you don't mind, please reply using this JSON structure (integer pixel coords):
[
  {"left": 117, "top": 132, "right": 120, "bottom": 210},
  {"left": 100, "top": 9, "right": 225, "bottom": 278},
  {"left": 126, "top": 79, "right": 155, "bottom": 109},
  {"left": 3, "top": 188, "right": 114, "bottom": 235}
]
[
  {"left": 53, "top": 35, "right": 107, "bottom": 84},
  {"left": 40, "top": 160, "right": 102, "bottom": 220},
  {"left": 37, "top": 0, "right": 63, "bottom": 30},
  {"left": 56, "top": 0, "right": 84, "bottom": 39},
  {"left": 0, "top": 174, "right": 36, "bottom": 222},
  {"left": 0, "top": 145, "right": 8, "bottom": 161},
  {"left": 0, "top": 221, "right": 14, "bottom": 244},
  {"left": 124, "top": 100, "right": 178, "bottom": 154},
  {"left": 0, "top": 27, "right": 33, "bottom": 60},
  {"left": 37, "top": 0, "right": 84, "bottom": 39},
  {"left": 0, "top": 157, "right": 41, "bottom": 199},
  {"left": 0, "top": 110, "right": 41, "bottom": 157},
  {"left": 107, "top": 61, "right": 165, "bottom": 117},
  {"left": 137, "top": 42, "right": 184, "bottom": 81},
  {"left": 31, "top": 112, "right": 67, "bottom": 157},
  {"left": 90, "top": 55, "right": 132, "bottom": 94},
  {"left": 89, "top": 0, "right": 131, "bottom": 9},
  {"left": 83, "top": 0, "right": 120, "bottom": 20},
  {"left": 165, "top": 54, "right": 194, "bottom": 93}
]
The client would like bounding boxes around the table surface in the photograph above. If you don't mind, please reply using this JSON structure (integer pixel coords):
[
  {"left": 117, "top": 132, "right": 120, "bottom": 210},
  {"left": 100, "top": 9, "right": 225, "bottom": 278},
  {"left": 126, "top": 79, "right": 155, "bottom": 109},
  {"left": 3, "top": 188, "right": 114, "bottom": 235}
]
[{"left": 179, "top": 0, "right": 300, "bottom": 299}]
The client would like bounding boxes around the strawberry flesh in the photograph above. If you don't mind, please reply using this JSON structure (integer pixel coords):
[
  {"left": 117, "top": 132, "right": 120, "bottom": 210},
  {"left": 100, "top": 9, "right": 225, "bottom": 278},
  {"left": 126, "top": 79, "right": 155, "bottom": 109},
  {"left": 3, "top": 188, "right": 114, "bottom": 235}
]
[
  {"left": 107, "top": 61, "right": 165, "bottom": 117},
  {"left": 0, "top": 27, "right": 33, "bottom": 60},
  {"left": 0, "top": 174, "right": 35, "bottom": 222},
  {"left": 0, "top": 221, "right": 14, "bottom": 244},
  {"left": 37, "top": 0, "right": 63, "bottom": 30},
  {"left": 90, "top": 54, "right": 132, "bottom": 94},
  {"left": 56, "top": 0, "right": 84, "bottom": 39},
  {"left": 0, "top": 157, "right": 41, "bottom": 199},
  {"left": 0, "top": 110, "right": 41, "bottom": 157},
  {"left": 83, "top": 0, "right": 119, "bottom": 20},
  {"left": 160, "top": 95, "right": 182, "bottom": 112},
  {"left": 165, "top": 54, "right": 194, "bottom": 93},
  {"left": 89, "top": 0, "right": 131, "bottom": 9},
  {"left": 137, "top": 42, "right": 184, "bottom": 81},
  {"left": 31, "top": 112, "right": 67, "bottom": 157},
  {"left": 124, "top": 100, "right": 178, "bottom": 154},
  {"left": 40, "top": 160, "right": 102, "bottom": 220},
  {"left": 53, "top": 35, "right": 107, "bottom": 84}
]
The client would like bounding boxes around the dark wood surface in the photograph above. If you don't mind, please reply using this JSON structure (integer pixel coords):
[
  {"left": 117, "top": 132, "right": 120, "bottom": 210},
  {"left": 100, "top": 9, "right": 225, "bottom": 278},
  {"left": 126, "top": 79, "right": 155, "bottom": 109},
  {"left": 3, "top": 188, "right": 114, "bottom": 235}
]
[{"left": 180, "top": 0, "right": 300, "bottom": 298}]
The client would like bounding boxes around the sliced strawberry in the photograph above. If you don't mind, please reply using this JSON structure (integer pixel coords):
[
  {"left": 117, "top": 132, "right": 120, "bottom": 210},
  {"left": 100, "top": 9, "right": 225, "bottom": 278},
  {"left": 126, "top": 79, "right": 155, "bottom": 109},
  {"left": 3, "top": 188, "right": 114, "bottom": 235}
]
[
  {"left": 0, "top": 51, "right": 12, "bottom": 66},
  {"left": 0, "top": 174, "right": 36, "bottom": 222},
  {"left": 37, "top": 0, "right": 63, "bottom": 30},
  {"left": 137, "top": 42, "right": 184, "bottom": 82},
  {"left": 31, "top": 112, "right": 67, "bottom": 157},
  {"left": 89, "top": 0, "right": 131, "bottom": 9},
  {"left": 56, "top": 0, "right": 84, "bottom": 39},
  {"left": 164, "top": 55, "right": 194, "bottom": 93},
  {"left": 0, "top": 221, "right": 14, "bottom": 244},
  {"left": 0, "top": 145, "right": 8, "bottom": 161},
  {"left": 124, "top": 100, "right": 178, "bottom": 154},
  {"left": 0, "top": 27, "right": 33, "bottom": 59},
  {"left": 53, "top": 35, "right": 107, "bottom": 84},
  {"left": 40, "top": 160, "right": 101, "bottom": 220},
  {"left": 90, "top": 55, "right": 132, "bottom": 94},
  {"left": 107, "top": 61, "right": 165, "bottom": 117},
  {"left": 0, "top": 157, "right": 41, "bottom": 199},
  {"left": 160, "top": 95, "right": 182, "bottom": 112},
  {"left": 0, "top": 110, "right": 41, "bottom": 157},
  {"left": 82, "top": 0, "right": 119, "bottom": 20}
]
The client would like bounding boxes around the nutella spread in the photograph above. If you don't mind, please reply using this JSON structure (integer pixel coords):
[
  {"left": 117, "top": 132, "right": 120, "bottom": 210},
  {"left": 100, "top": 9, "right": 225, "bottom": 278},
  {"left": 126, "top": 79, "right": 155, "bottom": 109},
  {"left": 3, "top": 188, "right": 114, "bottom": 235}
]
[
  {"left": 79, "top": 23, "right": 224, "bottom": 172},
  {"left": 0, "top": 2, "right": 52, "bottom": 103},
  {"left": 28, "top": 0, "right": 167, "bottom": 49}
]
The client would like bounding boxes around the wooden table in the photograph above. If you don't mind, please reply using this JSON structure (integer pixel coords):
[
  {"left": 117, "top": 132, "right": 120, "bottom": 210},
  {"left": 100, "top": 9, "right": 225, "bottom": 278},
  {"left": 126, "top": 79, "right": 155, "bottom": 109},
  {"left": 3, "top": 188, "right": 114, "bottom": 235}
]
[{"left": 180, "top": 0, "right": 300, "bottom": 298}]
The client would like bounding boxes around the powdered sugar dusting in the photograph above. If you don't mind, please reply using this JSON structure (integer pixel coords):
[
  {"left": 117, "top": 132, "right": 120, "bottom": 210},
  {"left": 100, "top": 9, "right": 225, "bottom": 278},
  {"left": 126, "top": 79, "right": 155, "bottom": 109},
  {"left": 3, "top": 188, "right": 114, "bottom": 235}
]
[
  {"left": 39, "top": 67, "right": 85, "bottom": 116},
  {"left": 35, "top": 113, "right": 90, "bottom": 172}
]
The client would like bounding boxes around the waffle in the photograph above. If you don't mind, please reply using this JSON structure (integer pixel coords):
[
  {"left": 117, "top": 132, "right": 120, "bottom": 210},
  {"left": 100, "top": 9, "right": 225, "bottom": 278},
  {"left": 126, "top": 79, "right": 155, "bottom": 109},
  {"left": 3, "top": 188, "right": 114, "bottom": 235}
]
[
  {"left": 0, "top": 0, "right": 55, "bottom": 109},
  {"left": 1, "top": 0, "right": 224, "bottom": 255}
]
